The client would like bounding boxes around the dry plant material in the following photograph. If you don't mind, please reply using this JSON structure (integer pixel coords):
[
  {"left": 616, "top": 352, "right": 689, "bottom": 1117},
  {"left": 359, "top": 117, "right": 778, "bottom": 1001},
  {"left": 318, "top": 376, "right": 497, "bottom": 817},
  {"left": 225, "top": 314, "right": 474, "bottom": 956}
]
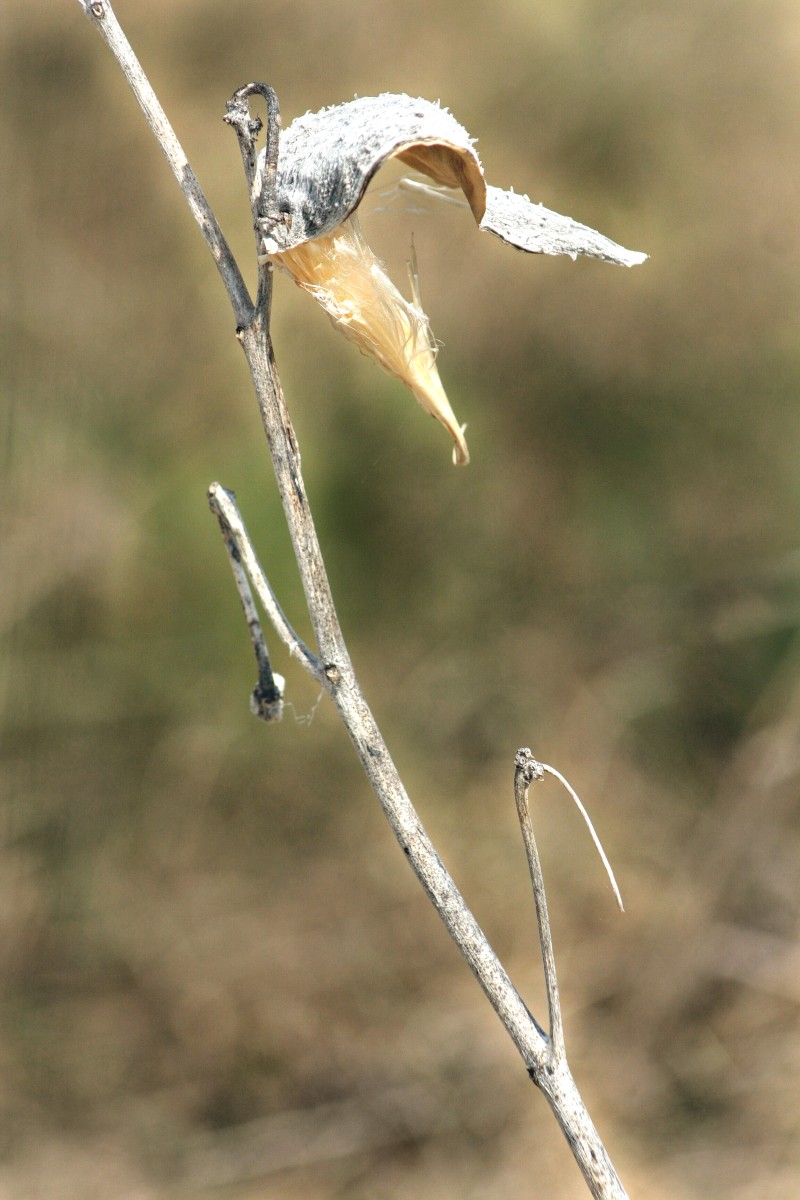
[
  {"left": 276, "top": 215, "right": 468, "bottom": 463},
  {"left": 70, "top": 14, "right": 642, "bottom": 1190},
  {"left": 262, "top": 93, "right": 647, "bottom": 465}
]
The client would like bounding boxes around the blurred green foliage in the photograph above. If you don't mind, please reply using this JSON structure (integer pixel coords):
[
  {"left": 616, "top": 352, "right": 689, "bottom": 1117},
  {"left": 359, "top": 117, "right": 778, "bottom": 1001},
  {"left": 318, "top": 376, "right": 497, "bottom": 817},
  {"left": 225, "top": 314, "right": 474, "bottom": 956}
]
[{"left": 3, "top": 1, "right": 800, "bottom": 1197}]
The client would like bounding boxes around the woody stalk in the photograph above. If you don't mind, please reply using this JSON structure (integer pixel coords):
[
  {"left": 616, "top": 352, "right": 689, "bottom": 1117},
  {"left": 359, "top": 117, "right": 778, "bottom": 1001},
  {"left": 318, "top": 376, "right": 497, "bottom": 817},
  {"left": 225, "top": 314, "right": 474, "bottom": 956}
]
[{"left": 76, "top": 5, "right": 646, "bottom": 1198}]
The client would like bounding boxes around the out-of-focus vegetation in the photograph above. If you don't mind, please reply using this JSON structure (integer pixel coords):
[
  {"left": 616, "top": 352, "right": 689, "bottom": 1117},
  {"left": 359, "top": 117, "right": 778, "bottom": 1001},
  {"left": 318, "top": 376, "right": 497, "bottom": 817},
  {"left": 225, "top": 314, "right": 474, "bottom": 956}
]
[{"left": 2, "top": 1, "right": 800, "bottom": 1196}]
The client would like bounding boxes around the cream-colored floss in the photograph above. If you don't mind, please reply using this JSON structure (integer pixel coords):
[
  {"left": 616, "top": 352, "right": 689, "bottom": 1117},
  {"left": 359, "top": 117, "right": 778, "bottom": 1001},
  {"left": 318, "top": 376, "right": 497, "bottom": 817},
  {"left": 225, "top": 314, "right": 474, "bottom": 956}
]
[{"left": 273, "top": 215, "right": 469, "bottom": 466}]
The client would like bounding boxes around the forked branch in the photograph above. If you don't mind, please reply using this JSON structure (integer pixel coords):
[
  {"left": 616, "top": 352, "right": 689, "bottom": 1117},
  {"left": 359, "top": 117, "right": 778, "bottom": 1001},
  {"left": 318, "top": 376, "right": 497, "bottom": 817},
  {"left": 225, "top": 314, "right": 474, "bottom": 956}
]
[{"left": 76, "top": 4, "right": 630, "bottom": 1196}]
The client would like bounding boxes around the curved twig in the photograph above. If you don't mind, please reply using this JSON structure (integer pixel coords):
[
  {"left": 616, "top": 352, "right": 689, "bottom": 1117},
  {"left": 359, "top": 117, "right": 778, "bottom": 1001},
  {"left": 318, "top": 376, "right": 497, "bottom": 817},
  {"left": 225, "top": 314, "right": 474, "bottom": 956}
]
[
  {"left": 224, "top": 82, "right": 282, "bottom": 314},
  {"left": 208, "top": 482, "right": 322, "bottom": 686}
]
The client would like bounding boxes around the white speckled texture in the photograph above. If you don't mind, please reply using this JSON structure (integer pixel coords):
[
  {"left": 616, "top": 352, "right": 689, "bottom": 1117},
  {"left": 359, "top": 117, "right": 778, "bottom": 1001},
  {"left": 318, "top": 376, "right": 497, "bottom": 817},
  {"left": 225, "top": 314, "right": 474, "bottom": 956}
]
[{"left": 261, "top": 93, "right": 646, "bottom": 267}]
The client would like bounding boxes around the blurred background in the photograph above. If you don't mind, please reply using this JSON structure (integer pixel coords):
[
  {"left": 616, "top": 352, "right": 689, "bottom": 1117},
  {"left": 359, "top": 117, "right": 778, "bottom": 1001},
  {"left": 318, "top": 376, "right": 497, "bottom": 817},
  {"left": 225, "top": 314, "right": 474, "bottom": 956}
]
[{"left": 2, "top": 0, "right": 800, "bottom": 1196}]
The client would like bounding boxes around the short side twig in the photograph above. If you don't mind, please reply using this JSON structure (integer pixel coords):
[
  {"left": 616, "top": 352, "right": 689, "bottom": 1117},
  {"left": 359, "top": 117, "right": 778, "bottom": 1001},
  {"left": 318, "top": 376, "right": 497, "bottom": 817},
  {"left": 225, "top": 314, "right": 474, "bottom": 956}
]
[
  {"left": 208, "top": 483, "right": 322, "bottom": 692},
  {"left": 514, "top": 749, "right": 628, "bottom": 1200},
  {"left": 515, "top": 748, "right": 566, "bottom": 1061},
  {"left": 210, "top": 484, "right": 293, "bottom": 721},
  {"left": 514, "top": 748, "right": 625, "bottom": 1059}
]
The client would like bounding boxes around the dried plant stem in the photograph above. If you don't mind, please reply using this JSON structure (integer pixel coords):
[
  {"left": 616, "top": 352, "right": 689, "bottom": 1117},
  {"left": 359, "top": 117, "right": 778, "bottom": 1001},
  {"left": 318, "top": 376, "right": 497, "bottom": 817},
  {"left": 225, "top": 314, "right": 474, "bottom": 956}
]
[
  {"left": 208, "top": 484, "right": 320, "bottom": 685},
  {"left": 76, "top": 4, "right": 629, "bottom": 1196},
  {"left": 74, "top": 3, "right": 252, "bottom": 325},
  {"left": 514, "top": 750, "right": 566, "bottom": 1061}
]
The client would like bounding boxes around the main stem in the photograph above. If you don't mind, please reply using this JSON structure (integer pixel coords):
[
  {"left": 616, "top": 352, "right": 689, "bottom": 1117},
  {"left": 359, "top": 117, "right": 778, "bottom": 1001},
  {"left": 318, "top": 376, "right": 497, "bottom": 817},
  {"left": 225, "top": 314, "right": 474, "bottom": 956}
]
[
  {"left": 77, "top": 4, "right": 629, "bottom": 1195},
  {"left": 239, "top": 317, "right": 628, "bottom": 1200},
  {"left": 238, "top": 313, "right": 536, "bottom": 1044}
]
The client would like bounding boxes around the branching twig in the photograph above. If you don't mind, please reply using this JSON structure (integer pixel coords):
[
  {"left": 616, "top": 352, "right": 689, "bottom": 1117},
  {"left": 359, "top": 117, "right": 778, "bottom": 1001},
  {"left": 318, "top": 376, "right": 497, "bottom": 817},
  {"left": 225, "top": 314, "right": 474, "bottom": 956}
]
[
  {"left": 514, "top": 748, "right": 625, "bottom": 1068},
  {"left": 75, "top": 4, "right": 630, "bottom": 1196},
  {"left": 208, "top": 482, "right": 321, "bottom": 688},
  {"left": 209, "top": 483, "right": 309, "bottom": 721}
]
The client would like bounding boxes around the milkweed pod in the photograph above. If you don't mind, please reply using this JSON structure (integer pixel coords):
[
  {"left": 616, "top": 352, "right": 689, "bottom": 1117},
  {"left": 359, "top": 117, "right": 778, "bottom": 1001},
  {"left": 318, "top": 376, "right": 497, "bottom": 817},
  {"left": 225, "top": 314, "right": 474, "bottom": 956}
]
[{"left": 261, "top": 94, "right": 646, "bottom": 464}]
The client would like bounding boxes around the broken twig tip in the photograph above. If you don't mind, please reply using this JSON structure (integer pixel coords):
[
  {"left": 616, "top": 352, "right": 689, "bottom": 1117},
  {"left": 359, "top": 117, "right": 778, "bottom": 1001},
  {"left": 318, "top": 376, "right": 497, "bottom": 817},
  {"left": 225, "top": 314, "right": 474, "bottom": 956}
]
[
  {"left": 251, "top": 673, "right": 286, "bottom": 723},
  {"left": 515, "top": 746, "right": 545, "bottom": 785}
]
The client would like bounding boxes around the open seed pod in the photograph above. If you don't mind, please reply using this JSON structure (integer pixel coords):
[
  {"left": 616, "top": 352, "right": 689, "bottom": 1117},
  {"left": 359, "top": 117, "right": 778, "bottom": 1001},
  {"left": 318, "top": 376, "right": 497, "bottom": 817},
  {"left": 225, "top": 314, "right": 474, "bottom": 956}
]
[{"left": 260, "top": 94, "right": 646, "bottom": 465}]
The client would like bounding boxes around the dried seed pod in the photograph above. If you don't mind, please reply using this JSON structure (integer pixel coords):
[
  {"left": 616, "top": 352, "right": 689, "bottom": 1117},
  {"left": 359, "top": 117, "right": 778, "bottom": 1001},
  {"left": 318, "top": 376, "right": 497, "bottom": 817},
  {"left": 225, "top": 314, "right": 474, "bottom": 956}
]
[{"left": 260, "top": 94, "right": 646, "bottom": 464}]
